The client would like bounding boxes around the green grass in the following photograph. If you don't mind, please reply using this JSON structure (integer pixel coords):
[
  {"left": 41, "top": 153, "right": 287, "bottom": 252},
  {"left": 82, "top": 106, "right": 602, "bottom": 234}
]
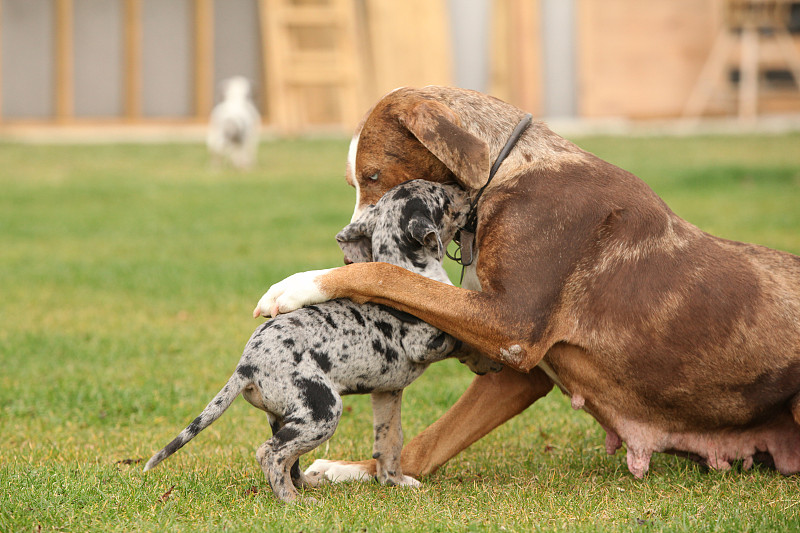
[{"left": 1, "top": 133, "right": 800, "bottom": 532}]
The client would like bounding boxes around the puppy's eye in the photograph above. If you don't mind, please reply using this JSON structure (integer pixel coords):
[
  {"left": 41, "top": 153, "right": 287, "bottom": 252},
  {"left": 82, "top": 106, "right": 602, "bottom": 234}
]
[{"left": 368, "top": 172, "right": 380, "bottom": 182}]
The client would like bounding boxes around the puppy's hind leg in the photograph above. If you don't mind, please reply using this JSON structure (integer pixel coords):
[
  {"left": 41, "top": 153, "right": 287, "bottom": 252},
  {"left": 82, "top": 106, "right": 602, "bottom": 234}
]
[
  {"left": 257, "top": 406, "right": 342, "bottom": 503},
  {"left": 265, "top": 420, "right": 311, "bottom": 491},
  {"left": 267, "top": 420, "right": 320, "bottom": 491},
  {"left": 371, "top": 390, "right": 419, "bottom": 487}
]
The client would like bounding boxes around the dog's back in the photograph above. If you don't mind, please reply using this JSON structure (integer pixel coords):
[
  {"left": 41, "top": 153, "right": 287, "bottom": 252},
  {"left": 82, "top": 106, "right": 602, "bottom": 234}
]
[{"left": 237, "top": 298, "right": 456, "bottom": 408}]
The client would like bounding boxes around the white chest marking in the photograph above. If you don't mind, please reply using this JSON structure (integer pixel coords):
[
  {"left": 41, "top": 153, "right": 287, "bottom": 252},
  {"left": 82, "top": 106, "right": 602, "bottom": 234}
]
[
  {"left": 460, "top": 251, "right": 482, "bottom": 291},
  {"left": 348, "top": 133, "right": 361, "bottom": 222},
  {"left": 537, "top": 360, "right": 569, "bottom": 395}
]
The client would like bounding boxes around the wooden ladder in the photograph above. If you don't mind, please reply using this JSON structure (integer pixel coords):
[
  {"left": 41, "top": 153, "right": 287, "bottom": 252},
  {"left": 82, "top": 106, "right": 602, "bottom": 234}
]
[
  {"left": 259, "top": 0, "right": 363, "bottom": 134},
  {"left": 683, "top": 0, "right": 800, "bottom": 120}
]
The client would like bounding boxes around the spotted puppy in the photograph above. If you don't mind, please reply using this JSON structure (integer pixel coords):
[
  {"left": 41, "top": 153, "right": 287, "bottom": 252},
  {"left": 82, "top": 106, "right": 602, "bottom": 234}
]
[{"left": 143, "top": 180, "right": 500, "bottom": 503}]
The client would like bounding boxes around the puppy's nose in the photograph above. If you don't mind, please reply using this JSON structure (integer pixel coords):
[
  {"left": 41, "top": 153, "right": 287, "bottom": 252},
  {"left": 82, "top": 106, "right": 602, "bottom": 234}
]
[{"left": 343, "top": 257, "right": 353, "bottom": 265}]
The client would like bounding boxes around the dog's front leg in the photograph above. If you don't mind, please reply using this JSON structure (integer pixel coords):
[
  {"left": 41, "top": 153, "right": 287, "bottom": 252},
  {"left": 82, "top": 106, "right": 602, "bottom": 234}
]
[
  {"left": 371, "top": 390, "right": 419, "bottom": 487},
  {"left": 254, "top": 262, "right": 548, "bottom": 371},
  {"left": 303, "top": 367, "right": 553, "bottom": 484},
  {"left": 253, "top": 268, "right": 334, "bottom": 318}
]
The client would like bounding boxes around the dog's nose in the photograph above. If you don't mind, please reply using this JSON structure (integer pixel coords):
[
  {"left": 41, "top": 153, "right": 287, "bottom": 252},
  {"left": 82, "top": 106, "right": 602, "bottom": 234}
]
[{"left": 343, "top": 257, "right": 353, "bottom": 265}]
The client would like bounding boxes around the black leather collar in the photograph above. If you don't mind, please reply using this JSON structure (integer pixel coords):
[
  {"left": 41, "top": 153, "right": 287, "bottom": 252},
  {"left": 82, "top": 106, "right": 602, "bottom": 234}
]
[{"left": 447, "top": 113, "right": 533, "bottom": 281}]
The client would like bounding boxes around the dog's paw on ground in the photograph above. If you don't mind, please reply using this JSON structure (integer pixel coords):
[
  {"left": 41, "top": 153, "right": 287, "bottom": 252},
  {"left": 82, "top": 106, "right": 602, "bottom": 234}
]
[
  {"left": 395, "top": 475, "right": 422, "bottom": 488},
  {"left": 304, "top": 459, "right": 372, "bottom": 484}
]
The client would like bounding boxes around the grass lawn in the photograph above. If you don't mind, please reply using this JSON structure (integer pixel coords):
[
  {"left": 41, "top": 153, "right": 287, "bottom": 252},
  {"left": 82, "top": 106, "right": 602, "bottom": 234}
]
[{"left": 1, "top": 132, "right": 800, "bottom": 532}]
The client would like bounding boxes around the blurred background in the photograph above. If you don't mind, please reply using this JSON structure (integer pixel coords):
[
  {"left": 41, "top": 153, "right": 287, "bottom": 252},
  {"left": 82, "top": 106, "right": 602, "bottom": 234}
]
[{"left": 1, "top": 0, "right": 800, "bottom": 137}]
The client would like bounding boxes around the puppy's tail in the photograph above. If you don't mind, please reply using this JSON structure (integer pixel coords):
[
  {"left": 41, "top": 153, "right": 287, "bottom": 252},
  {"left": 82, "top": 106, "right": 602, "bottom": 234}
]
[{"left": 143, "top": 370, "right": 249, "bottom": 472}]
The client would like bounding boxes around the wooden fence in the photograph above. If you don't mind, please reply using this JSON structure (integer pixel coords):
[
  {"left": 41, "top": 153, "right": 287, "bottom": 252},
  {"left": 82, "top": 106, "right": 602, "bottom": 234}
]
[{"left": 1, "top": 0, "right": 799, "bottom": 134}]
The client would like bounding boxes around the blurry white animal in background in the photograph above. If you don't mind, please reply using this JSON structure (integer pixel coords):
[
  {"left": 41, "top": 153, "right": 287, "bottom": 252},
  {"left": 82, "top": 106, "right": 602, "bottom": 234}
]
[{"left": 207, "top": 77, "right": 261, "bottom": 170}]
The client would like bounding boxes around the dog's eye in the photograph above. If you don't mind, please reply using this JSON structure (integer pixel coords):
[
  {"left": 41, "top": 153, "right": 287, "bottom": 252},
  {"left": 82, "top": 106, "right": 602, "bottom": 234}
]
[{"left": 368, "top": 172, "right": 380, "bottom": 182}]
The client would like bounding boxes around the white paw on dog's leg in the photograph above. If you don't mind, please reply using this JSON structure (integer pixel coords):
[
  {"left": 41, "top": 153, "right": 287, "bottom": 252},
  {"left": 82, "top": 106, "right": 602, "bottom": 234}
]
[
  {"left": 253, "top": 269, "right": 334, "bottom": 318},
  {"left": 395, "top": 475, "right": 421, "bottom": 488},
  {"left": 303, "top": 460, "right": 421, "bottom": 488},
  {"left": 303, "top": 460, "right": 373, "bottom": 485}
]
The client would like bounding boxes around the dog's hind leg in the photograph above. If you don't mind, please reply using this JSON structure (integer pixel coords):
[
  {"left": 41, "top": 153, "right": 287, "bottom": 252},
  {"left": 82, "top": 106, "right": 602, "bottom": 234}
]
[
  {"left": 267, "top": 420, "right": 319, "bottom": 491},
  {"left": 257, "top": 404, "right": 342, "bottom": 503},
  {"left": 266, "top": 420, "right": 311, "bottom": 491},
  {"left": 371, "top": 390, "right": 418, "bottom": 487},
  {"left": 256, "top": 439, "right": 298, "bottom": 503}
]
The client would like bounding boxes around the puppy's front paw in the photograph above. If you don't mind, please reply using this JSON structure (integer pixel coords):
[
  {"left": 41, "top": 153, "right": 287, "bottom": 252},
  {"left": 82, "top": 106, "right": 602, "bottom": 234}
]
[{"left": 253, "top": 269, "right": 334, "bottom": 318}]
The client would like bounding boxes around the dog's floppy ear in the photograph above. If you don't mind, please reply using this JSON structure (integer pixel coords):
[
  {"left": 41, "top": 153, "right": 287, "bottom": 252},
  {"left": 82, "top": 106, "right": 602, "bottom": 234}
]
[
  {"left": 446, "top": 187, "right": 471, "bottom": 230},
  {"left": 336, "top": 206, "right": 378, "bottom": 263},
  {"left": 408, "top": 213, "right": 443, "bottom": 261},
  {"left": 336, "top": 220, "right": 370, "bottom": 242},
  {"left": 399, "top": 100, "right": 491, "bottom": 190},
  {"left": 336, "top": 222, "right": 372, "bottom": 263}
]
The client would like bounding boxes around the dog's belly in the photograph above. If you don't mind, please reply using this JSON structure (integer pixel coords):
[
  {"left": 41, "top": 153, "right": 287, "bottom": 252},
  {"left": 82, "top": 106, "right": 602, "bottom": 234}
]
[
  {"left": 595, "top": 403, "right": 800, "bottom": 477},
  {"left": 329, "top": 358, "right": 428, "bottom": 395},
  {"left": 242, "top": 384, "right": 264, "bottom": 410},
  {"left": 544, "top": 219, "right": 800, "bottom": 475},
  {"left": 543, "top": 341, "right": 800, "bottom": 476}
]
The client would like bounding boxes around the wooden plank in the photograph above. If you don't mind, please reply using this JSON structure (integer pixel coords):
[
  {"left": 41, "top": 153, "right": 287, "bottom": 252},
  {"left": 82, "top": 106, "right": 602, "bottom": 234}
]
[
  {"left": 739, "top": 23, "right": 760, "bottom": 120},
  {"left": 511, "top": 0, "right": 540, "bottom": 114},
  {"left": 260, "top": 0, "right": 292, "bottom": 132},
  {"left": 124, "top": 0, "right": 142, "bottom": 120},
  {"left": 0, "top": 0, "right": 3, "bottom": 124},
  {"left": 578, "top": 0, "right": 720, "bottom": 119},
  {"left": 682, "top": 27, "right": 735, "bottom": 117},
  {"left": 332, "top": 0, "right": 361, "bottom": 128},
  {"left": 489, "top": 0, "right": 512, "bottom": 103},
  {"left": 773, "top": 28, "right": 800, "bottom": 88},
  {"left": 367, "top": 0, "right": 452, "bottom": 100},
  {"left": 194, "top": 0, "right": 214, "bottom": 120},
  {"left": 55, "top": 0, "right": 74, "bottom": 122},
  {"left": 260, "top": 0, "right": 362, "bottom": 133},
  {"left": 278, "top": 6, "right": 344, "bottom": 25},
  {"left": 257, "top": 0, "right": 269, "bottom": 123},
  {"left": 284, "top": 64, "right": 353, "bottom": 84},
  {"left": 353, "top": 0, "right": 375, "bottom": 107},
  {"left": 490, "top": 0, "right": 542, "bottom": 114}
]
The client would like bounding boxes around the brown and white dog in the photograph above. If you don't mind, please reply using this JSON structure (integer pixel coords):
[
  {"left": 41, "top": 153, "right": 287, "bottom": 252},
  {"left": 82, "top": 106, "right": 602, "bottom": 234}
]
[{"left": 254, "top": 86, "right": 800, "bottom": 483}]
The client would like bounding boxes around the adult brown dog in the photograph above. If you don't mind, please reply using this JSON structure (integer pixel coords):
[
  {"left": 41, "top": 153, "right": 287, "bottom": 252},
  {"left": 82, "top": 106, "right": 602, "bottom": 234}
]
[{"left": 254, "top": 86, "right": 800, "bottom": 482}]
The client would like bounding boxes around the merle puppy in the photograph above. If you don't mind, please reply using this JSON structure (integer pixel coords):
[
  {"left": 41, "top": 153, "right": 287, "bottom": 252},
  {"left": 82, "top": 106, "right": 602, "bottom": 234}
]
[{"left": 143, "top": 180, "right": 500, "bottom": 503}]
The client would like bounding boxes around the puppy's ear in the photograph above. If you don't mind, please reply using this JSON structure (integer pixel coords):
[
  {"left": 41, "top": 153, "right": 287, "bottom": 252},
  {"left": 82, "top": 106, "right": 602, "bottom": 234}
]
[
  {"left": 336, "top": 206, "right": 378, "bottom": 263},
  {"left": 399, "top": 100, "right": 491, "bottom": 190},
  {"left": 336, "top": 221, "right": 369, "bottom": 243},
  {"left": 408, "top": 214, "right": 443, "bottom": 261},
  {"left": 443, "top": 184, "right": 471, "bottom": 230},
  {"left": 336, "top": 223, "right": 372, "bottom": 263},
  {"left": 338, "top": 205, "right": 378, "bottom": 240}
]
